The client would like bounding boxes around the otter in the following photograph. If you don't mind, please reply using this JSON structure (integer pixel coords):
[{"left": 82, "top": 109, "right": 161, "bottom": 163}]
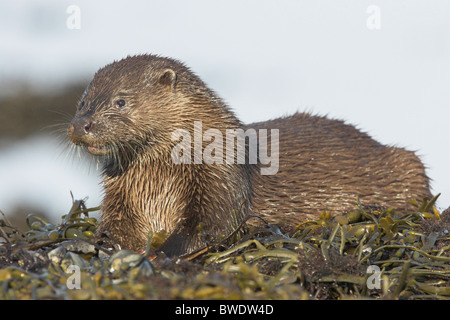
[{"left": 67, "top": 54, "right": 431, "bottom": 256}]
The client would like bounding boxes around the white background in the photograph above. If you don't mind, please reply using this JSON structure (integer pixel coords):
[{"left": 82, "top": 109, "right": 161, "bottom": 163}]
[{"left": 0, "top": 0, "right": 448, "bottom": 220}]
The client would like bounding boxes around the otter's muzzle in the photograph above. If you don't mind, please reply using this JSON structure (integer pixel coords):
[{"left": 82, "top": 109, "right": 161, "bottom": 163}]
[{"left": 68, "top": 116, "right": 93, "bottom": 141}]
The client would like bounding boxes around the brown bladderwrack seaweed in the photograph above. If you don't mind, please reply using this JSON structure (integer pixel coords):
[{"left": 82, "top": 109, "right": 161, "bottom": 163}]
[
  {"left": 67, "top": 54, "right": 431, "bottom": 256},
  {"left": 0, "top": 199, "right": 448, "bottom": 299}
]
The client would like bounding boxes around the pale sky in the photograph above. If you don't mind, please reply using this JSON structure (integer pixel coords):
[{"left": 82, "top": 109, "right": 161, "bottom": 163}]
[{"left": 0, "top": 0, "right": 449, "bottom": 218}]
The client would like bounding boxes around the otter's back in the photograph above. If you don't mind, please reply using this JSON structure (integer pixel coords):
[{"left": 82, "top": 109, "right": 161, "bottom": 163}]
[{"left": 247, "top": 112, "right": 431, "bottom": 223}]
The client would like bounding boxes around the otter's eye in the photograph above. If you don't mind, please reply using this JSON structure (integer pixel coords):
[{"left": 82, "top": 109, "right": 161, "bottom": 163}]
[{"left": 116, "top": 99, "right": 126, "bottom": 108}]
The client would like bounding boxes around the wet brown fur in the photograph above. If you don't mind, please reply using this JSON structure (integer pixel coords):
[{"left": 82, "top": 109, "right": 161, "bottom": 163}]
[
  {"left": 249, "top": 114, "right": 431, "bottom": 224},
  {"left": 68, "top": 54, "right": 431, "bottom": 256}
]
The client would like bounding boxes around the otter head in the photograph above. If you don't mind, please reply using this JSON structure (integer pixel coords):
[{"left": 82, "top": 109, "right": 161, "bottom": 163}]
[{"left": 67, "top": 55, "right": 195, "bottom": 171}]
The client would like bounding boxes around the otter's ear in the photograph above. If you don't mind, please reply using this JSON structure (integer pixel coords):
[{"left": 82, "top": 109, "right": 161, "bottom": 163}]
[{"left": 158, "top": 68, "right": 177, "bottom": 91}]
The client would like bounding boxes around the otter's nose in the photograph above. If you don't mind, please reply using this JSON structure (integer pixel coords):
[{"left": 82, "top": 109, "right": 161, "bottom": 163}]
[{"left": 68, "top": 116, "right": 93, "bottom": 138}]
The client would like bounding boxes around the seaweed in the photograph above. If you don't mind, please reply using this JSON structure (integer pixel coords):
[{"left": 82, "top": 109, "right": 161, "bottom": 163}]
[{"left": 0, "top": 194, "right": 448, "bottom": 300}]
